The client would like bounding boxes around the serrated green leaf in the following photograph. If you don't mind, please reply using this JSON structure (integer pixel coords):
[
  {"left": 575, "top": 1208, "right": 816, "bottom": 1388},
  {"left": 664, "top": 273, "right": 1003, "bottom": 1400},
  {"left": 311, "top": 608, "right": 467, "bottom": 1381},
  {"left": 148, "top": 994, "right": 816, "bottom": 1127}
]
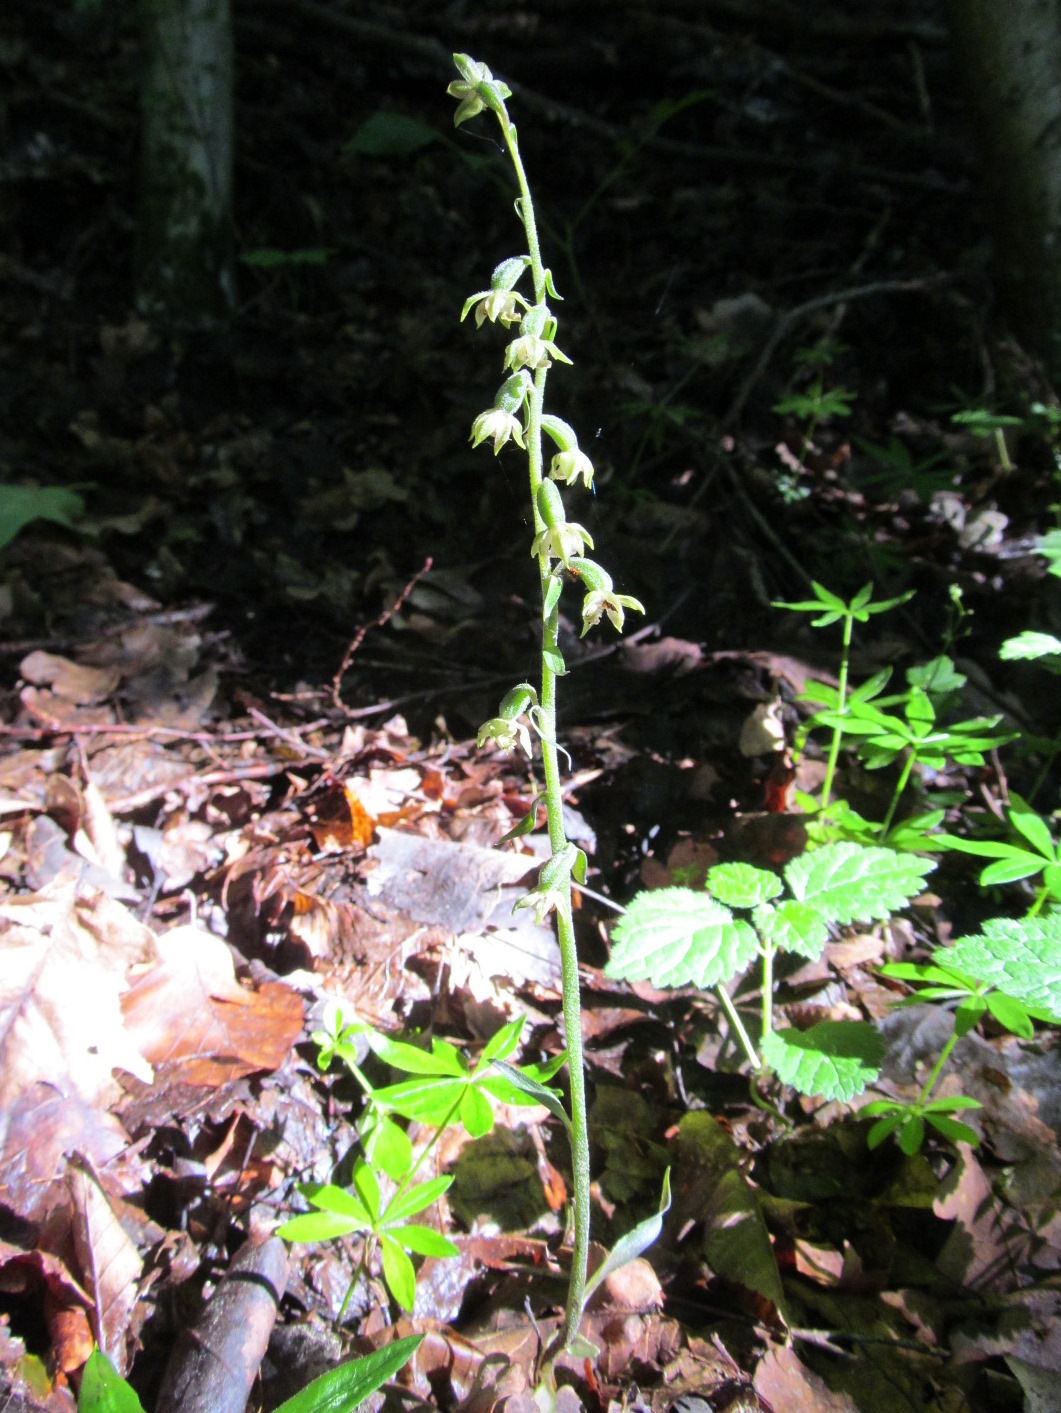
[
  {"left": 783, "top": 842, "right": 934, "bottom": 925},
  {"left": 948, "top": 916, "right": 1061, "bottom": 1021},
  {"left": 753, "top": 899, "right": 829, "bottom": 959},
  {"left": 1000, "top": 630, "right": 1061, "bottom": 661},
  {"left": 389, "top": 1223, "right": 459, "bottom": 1258},
  {"left": 78, "top": 1350, "right": 146, "bottom": 1413},
  {"left": 706, "top": 862, "right": 783, "bottom": 909},
  {"left": 380, "top": 1234, "right": 416, "bottom": 1312},
  {"left": 605, "top": 889, "right": 759, "bottom": 989},
  {"left": 760, "top": 1021, "right": 883, "bottom": 1101},
  {"left": 274, "top": 1335, "right": 422, "bottom": 1413}
]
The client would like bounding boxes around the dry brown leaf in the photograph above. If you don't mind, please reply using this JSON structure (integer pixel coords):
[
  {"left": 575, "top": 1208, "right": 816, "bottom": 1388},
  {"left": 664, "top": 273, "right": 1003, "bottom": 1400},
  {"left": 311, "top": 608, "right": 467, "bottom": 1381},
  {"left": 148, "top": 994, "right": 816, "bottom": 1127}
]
[
  {"left": 121, "top": 924, "right": 303, "bottom": 1085},
  {"left": 19, "top": 651, "right": 120, "bottom": 706},
  {"left": 66, "top": 1157, "right": 143, "bottom": 1375},
  {"left": 0, "top": 878, "right": 157, "bottom": 1112}
]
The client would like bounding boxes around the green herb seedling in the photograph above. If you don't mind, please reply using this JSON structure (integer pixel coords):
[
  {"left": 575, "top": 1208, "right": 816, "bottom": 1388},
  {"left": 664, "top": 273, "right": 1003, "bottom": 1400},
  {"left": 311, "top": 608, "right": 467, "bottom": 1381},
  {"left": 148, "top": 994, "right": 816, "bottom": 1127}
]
[
  {"left": 936, "top": 793, "right": 1061, "bottom": 916},
  {"left": 280, "top": 1011, "right": 563, "bottom": 1317},
  {"left": 78, "top": 1336, "right": 423, "bottom": 1413},
  {"left": 866, "top": 914, "right": 1061, "bottom": 1152},
  {"left": 606, "top": 842, "right": 934, "bottom": 1106}
]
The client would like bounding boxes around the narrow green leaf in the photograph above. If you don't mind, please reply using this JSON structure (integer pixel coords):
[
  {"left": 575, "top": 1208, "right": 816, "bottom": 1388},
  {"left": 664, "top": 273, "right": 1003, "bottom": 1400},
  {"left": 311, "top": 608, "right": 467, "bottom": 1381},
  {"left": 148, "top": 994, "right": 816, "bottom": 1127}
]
[
  {"left": 352, "top": 1162, "right": 381, "bottom": 1221},
  {"left": 486, "top": 1058, "right": 572, "bottom": 1131},
  {"left": 372, "top": 1075, "right": 466, "bottom": 1123},
  {"left": 979, "top": 855, "right": 1045, "bottom": 886},
  {"left": 274, "top": 1335, "right": 422, "bottom": 1413},
  {"left": 922, "top": 1094, "right": 983, "bottom": 1112},
  {"left": 277, "top": 1211, "right": 364, "bottom": 1243},
  {"left": 389, "top": 1223, "right": 460, "bottom": 1258},
  {"left": 581, "top": 1169, "right": 671, "bottom": 1312},
  {"left": 866, "top": 1113, "right": 905, "bottom": 1149},
  {"left": 365, "top": 1115, "right": 413, "bottom": 1183},
  {"left": 380, "top": 1233, "right": 417, "bottom": 1312},
  {"left": 898, "top": 1115, "right": 925, "bottom": 1154},
  {"left": 303, "top": 1183, "right": 372, "bottom": 1222},
  {"left": 479, "top": 1017, "right": 525, "bottom": 1064},
  {"left": 985, "top": 991, "right": 1035, "bottom": 1038},
  {"left": 384, "top": 1175, "right": 453, "bottom": 1224},
  {"left": 924, "top": 1114, "right": 980, "bottom": 1147},
  {"left": 1005, "top": 794, "right": 1057, "bottom": 860}
]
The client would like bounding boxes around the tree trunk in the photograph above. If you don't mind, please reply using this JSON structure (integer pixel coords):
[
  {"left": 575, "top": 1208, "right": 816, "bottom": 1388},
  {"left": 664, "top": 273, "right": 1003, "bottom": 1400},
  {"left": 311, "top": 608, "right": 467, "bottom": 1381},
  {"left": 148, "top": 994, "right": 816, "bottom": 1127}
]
[
  {"left": 137, "top": 0, "right": 234, "bottom": 324},
  {"left": 946, "top": 0, "right": 1061, "bottom": 381}
]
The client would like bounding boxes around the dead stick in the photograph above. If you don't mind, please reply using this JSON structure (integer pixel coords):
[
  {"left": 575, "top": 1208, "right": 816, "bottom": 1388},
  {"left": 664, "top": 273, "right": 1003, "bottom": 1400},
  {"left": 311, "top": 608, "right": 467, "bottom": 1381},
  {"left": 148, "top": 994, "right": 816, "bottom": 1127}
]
[{"left": 331, "top": 557, "right": 432, "bottom": 710}]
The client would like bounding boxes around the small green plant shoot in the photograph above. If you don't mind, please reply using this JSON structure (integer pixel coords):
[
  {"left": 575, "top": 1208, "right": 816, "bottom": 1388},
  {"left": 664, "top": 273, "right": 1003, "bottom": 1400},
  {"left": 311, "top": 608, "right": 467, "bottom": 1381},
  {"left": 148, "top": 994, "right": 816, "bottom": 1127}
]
[
  {"left": 279, "top": 1012, "right": 565, "bottom": 1316},
  {"left": 77, "top": 1336, "right": 423, "bottom": 1413}
]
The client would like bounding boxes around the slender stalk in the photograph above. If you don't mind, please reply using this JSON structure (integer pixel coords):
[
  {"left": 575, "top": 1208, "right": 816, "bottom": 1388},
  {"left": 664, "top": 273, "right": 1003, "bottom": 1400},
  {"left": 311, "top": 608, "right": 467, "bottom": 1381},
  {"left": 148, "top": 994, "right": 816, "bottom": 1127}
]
[
  {"left": 499, "top": 97, "right": 590, "bottom": 1351},
  {"left": 715, "top": 984, "right": 759, "bottom": 1071},
  {"left": 820, "top": 613, "right": 854, "bottom": 808},
  {"left": 880, "top": 751, "right": 916, "bottom": 838}
]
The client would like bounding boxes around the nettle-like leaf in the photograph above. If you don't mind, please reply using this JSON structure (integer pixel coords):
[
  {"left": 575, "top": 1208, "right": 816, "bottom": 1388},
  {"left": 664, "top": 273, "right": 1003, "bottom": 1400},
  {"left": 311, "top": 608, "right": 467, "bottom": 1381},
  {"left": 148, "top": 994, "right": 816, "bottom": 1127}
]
[
  {"left": 783, "top": 841, "right": 934, "bottom": 925},
  {"left": 706, "top": 862, "right": 783, "bottom": 910},
  {"left": 605, "top": 889, "right": 759, "bottom": 989},
  {"left": 947, "top": 916, "right": 1061, "bottom": 1022},
  {"left": 760, "top": 1021, "right": 884, "bottom": 1101},
  {"left": 753, "top": 899, "right": 829, "bottom": 960}
]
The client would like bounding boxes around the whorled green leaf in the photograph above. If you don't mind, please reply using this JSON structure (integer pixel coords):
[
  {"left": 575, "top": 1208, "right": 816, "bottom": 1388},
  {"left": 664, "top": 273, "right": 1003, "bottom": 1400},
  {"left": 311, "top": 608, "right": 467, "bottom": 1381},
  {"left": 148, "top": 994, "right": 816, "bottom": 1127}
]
[
  {"left": 364, "top": 1113, "right": 412, "bottom": 1183},
  {"left": 486, "top": 1058, "right": 571, "bottom": 1131},
  {"left": 388, "top": 1223, "right": 459, "bottom": 1259},
  {"left": 605, "top": 889, "right": 759, "bottom": 989},
  {"left": 783, "top": 841, "right": 934, "bottom": 926},
  {"left": 760, "top": 1021, "right": 884, "bottom": 1101},
  {"left": 78, "top": 1350, "right": 146, "bottom": 1413},
  {"left": 274, "top": 1335, "right": 422, "bottom": 1413},
  {"left": 365, "top": 1033, "right": 466, "bottom": 1077},
  {"left": 277, "top": 1209, "right": 366, "bottom": 1243},
  {"left": 947, "top": 916, "right": 1061, "bottom": 1022},
  {"left": 384, "top": 1175, "right": 452, "bottom": 1225},
  {"left": 380, "top": 1233, "right": 416, "bottom": 1312},
  {"left": 460, "top": 1082, "right": 494, "bottom": 1137},
  {"left": 372, "top": 1075, "right": 466, "bottom": 1124},
  {"left": 706, "top": 862, "right": 783, "bottom": 910}
]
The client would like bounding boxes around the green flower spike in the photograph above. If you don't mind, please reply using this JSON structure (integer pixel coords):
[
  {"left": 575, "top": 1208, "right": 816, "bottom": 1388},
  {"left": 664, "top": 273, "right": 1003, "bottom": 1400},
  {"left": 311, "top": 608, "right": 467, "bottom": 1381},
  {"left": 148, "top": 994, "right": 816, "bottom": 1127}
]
[
  {"left": 531, "top": 480, "right": 593, "bottom": 567},
  {"left": 568, "top": 557, "right": 645, "bottom": 636},
  {"left": 514, "top": 843, "right": 582, "bottom": 925},
  {"left": 447, "top": 54, "right": 512, "bottom": 128},
  {"left": 471, "top": 408, "right": 525, "bottom": 455},
  {"left": 477, "top": 682, "right": 539, "bottom": 755},
  {"left": 461, "top": 256, "right": 532, "bottom": 328}
]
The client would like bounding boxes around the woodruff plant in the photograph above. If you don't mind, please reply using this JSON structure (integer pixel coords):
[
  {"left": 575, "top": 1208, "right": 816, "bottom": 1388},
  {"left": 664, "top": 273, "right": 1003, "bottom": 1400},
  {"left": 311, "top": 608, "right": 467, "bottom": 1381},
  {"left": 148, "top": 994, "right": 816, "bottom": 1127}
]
[{"left": 449, "top": 55, "right": 668, "bottom": 1371}]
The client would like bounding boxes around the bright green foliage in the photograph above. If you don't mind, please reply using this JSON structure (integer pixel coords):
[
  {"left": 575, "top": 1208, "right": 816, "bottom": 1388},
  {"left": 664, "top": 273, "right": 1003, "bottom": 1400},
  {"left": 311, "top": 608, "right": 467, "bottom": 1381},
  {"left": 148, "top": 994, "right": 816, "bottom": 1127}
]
[
  {"left": 936, "top": 793, "right": 1061, "bottom": 912},
  {"left": 278, "top": 1166, "right": 458, "bottom": 1312},
  {"left": 77, "top": 1338, "right": 423, "bottom": 1413},
  {"left": 281, "top": 1010, "right": 564, "bottom": 1316},
  {"left": 946, "top": 915, "right": 1061, "bottom": 1022},
  {"left": 861, "top": 1095, "right": 982, "bottom": 1156},
  {"left": 760, "top": 1022, "right": 883, "bottom": 1104},
  {"left": 607, "top": 842, "right": 934, "bottom": 1101}
]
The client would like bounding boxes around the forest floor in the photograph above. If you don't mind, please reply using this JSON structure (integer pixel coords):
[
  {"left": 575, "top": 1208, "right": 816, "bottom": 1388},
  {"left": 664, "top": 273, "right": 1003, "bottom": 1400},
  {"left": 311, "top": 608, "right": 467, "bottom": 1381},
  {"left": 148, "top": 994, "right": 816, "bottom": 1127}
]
[{"left": 2, "top": 1, "right": 1061, "bottom": 1410}]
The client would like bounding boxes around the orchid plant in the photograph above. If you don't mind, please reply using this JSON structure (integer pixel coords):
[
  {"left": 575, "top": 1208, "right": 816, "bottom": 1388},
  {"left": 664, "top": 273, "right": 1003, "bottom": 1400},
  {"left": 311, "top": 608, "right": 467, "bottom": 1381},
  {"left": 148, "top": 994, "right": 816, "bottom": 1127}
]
[{"left": 449, "top": 55, "right": 665, "bottom": 1377}]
